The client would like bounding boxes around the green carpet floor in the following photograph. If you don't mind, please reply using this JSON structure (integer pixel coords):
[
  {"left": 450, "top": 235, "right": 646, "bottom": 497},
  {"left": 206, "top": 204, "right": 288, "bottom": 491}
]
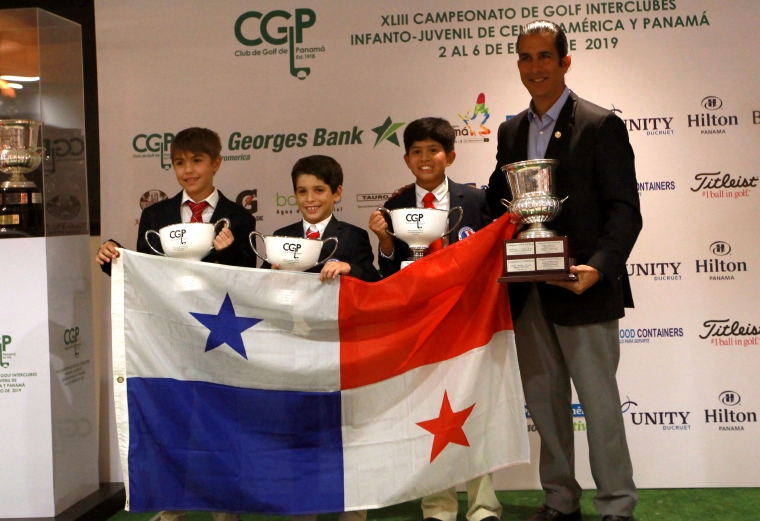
[{"left": 108, "top": 488, "right": 760, "bottom": 521}]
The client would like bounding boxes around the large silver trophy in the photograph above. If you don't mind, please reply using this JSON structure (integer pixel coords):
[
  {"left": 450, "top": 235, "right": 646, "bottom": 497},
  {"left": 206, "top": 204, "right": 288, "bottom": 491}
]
[
  {"left": 498, "top": 159, "right": 576, "bottom": 282},
  {"left": 0, "top": 120, "right": 45, "bottom": 235}
]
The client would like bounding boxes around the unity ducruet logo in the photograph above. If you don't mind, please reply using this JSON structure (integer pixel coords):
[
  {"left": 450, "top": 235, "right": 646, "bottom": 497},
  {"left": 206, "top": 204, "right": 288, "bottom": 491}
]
[{"left": 234, "top": 9, "right": 320, "bottom": 80}]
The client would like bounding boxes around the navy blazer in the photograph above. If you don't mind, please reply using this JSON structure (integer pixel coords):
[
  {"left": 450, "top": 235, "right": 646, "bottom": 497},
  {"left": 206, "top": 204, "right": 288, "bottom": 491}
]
[
  {"left": 378, "top": 178, "right": 492, "bottom": 277},
  {"left": 101, "top": 190, "right": 257, "bottom": 275},
  {"left": 486, "top": 91, "right": 642, "bottom": 326},
  {"left": 262, "top": 216, "right": 381, "bottom": 283}
]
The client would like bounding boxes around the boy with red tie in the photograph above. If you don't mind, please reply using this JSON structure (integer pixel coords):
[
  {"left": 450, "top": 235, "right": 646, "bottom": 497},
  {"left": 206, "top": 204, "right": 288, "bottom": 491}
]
[
  {"left": 265, "top": 154, "right": 380, "bottom": 283},
  {"left": 368, "top": 118, "right": 499, "bottom": 521},
  {"left": 95, "top": 127, "right": 257, "bottom": 273}
]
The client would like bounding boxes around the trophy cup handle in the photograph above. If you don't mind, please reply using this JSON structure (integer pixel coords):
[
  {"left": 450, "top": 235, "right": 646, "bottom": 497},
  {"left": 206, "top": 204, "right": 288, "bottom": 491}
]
[
  {"left": 210, "top": 218, "right": 232, "bottom": 251},
  {"left": 560, "top": 196, "right": 569, "bottom": 203},
  {"left": 213, "top": 217, "right": 231, "bottom": 234},
  {"left": 248, "top": 231, "right": 269, "bottom": 264},
  {"left": 144, "top": 230, "right": 166, "bottom": 256},
  {"left": 500, "top": 198, "right": 513, "bottom": 211},
  {"left": 377, "top": 207, "right": 397, "bottom": 237},
  {"left": 315, "top": 237, "right": 340, "bottom": 266},
  {"left": 443, "top": 206, "right": 464, "bottom": 237}
]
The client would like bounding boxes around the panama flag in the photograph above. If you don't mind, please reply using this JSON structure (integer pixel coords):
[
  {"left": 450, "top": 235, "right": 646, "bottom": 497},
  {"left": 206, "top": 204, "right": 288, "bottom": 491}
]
[{"left": 111, "top": 215, "right": 529, "bottom": 514}]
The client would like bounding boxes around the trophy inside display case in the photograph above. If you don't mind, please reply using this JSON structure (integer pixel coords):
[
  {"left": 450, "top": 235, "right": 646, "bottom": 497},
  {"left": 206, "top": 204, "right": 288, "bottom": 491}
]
[{"left": 0, "top": 119, "right": 44, "bottom": 236}]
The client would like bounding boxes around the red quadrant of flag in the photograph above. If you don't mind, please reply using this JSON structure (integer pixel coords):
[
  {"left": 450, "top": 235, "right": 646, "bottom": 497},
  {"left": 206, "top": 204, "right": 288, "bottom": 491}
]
[{"left": 338, "top": 215, "right": 517, "bottom": 390}]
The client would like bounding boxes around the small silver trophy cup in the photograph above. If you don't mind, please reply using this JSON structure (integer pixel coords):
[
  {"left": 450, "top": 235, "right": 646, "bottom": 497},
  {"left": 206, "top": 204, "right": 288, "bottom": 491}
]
[
  {"left": 498, "top": 159, "right": 576, "bottom": 282},
  {"left": 0, "top": 119, "right": 45, "bottom": 235},
  {"left": 0, "top": 119, "right": 44, "bottom": 189}
]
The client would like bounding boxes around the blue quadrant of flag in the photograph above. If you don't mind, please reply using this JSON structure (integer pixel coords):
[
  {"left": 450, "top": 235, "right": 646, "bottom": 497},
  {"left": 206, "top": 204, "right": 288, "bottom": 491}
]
[{"left": 126, "top": 377, "right": 345, "bottom": 514}]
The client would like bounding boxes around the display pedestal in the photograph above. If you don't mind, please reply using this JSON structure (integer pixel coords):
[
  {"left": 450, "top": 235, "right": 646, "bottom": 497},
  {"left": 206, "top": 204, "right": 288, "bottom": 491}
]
[
  {"left": 0, "top": 237, "right": 98, "bottom": 517},
  {"left": 0, "top": 8, "right": 97, "bottom": 517}
]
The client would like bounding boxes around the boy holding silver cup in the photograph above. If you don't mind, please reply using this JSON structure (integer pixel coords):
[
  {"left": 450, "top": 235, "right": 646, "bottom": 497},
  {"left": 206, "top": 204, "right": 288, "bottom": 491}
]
[{"left": 95, "top": 127, "right": 257, "bottom": 273}]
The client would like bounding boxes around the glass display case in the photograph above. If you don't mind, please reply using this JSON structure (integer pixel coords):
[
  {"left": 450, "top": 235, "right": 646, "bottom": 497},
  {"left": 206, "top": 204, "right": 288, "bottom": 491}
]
[{"left": 0, "top": 8, "right": 88, "bottom": 238}]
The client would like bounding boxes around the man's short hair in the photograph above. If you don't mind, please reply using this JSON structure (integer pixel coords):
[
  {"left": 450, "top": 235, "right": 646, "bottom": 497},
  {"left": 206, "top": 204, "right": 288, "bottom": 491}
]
[
  {"left": 170, "top": 127, "right": 222, "bottom": 160},
  {"left": 291, "top": 155, "right": 343, "bottom": 193},
  {"left": 517, "top": 20, "right": 568, "bottom": 66},
  {"left": 403, "top": 117, "right": 456, "bottom": 154}
]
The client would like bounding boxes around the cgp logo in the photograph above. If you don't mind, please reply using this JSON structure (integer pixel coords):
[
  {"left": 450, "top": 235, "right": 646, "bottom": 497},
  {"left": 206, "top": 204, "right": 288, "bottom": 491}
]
[
  {"left": 407, "top": 213, "right": 424, "bottom": 229},
  {"left": 710, "top": 241, "right": 731, "bottom": 256},
  {"left": 283, "top": 242, "right": 302, "bottom": 259},
  {"left": 1, "top": 334, "right": 11, "bottom": 368},
  {"left": 170, "top": 229, "right": 187, "bottom": 245},
  {"left": 702, "top": 96, "right": 723, "bottom": 110},
  {"left": 234, "top": 9, "right": 318, "bottom": 80},
  {"left": 719, "top": 390, "right": 741, "bottom": 406},
  {"left": 132, "top": 133, "right": 174, "bottom": 169},
  {"left": 64, "top": 327, "right": 81, "bottom": 358}
]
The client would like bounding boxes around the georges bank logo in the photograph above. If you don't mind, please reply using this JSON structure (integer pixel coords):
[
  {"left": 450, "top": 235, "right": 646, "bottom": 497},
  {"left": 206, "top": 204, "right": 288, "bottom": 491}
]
[
  {"left": 455, "top": 93, "right": 491, "bottom": 144},
  {"left": 695, "top": 241, "right": 748, "bottom": 281},
  {"left": 612, "top": 104, "right": 674, "bottom": 136},
  {"left": 688, "top": 96, "right": 738, "bottom": 134},
  {"left": 234, "top": 8, "right": 319, "bottom": 80},
  {"left": 706, "top": 391, "right": 757, "bottom": 431}
]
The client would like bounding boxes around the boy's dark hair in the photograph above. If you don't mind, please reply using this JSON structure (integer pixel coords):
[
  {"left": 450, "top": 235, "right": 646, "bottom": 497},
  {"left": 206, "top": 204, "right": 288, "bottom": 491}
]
[
  {"left": 291, "top": 155, "right": 343, "bottom": 193},
  {"left": 170, "top": 127, "right": 222, "bottom": 160},
  {"left": 403, "top": 117, "right": 456, "bottom": 154}
]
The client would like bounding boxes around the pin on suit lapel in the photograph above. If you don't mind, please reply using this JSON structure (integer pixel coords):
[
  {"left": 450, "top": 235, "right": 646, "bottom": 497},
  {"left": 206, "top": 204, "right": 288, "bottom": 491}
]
[{"left": 544, "top": 95, "right": 577, "bottom": 160}]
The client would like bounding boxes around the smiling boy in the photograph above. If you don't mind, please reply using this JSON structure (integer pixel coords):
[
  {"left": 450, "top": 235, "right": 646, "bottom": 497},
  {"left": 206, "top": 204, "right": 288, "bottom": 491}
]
[
  {"left": 368, "top": 117, "right": 492, "bottom": 277},
  {"left": 265, "top": 155, "right": 380, "bottom": 283},
  {"left": 95, "top": 127, "right": 257, "bottom": 273}
]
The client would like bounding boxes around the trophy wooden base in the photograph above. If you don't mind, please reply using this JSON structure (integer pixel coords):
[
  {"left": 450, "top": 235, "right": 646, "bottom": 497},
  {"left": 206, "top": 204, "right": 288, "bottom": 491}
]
[{"left": 498, "top": 236, "right": 577, "bottom": 283}]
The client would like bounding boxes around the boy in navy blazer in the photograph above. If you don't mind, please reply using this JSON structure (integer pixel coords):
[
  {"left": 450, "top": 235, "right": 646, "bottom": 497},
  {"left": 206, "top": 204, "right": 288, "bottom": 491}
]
[
  {"left": 265, "top": 155, "right": 380, "bottom": 284},
  {"left": 96, "top": 127, "right": 257, "bottom": 274},
  {"left": 368, "top": 118, "right": 500, "bottom": 521}
]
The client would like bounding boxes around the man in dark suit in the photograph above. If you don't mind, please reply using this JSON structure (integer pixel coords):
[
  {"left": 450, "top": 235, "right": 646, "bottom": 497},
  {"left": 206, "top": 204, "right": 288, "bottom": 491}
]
[
  {"left": 369, "top": 118, "right": 500, "bottom": 521},
  {"left": 485, "top": 21, "right": 642, "bottom": 521},
  {"left": 96, "top": 127, "right": 257, "bottom": 275}
]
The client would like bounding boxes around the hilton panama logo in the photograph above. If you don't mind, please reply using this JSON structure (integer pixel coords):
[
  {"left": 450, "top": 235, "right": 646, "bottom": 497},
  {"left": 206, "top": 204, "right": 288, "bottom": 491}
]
[
  {"left": 234, "top": 8, "right": 320, "bottom": 80},
  {"left": 688, "top": 95, "right": 738, "bottom": 135},
  {"left": 695, "top": 240, "right": 748, "bottom": 281},
  {"left": 706, "top": 391, "right": 757, "bottom": 431}
]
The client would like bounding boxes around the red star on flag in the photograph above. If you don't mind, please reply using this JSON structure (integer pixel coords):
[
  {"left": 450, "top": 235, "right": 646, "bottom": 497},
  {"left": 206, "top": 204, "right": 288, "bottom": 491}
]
[{"left": 416, "top": 390, "right": 476, "bottom": 462}]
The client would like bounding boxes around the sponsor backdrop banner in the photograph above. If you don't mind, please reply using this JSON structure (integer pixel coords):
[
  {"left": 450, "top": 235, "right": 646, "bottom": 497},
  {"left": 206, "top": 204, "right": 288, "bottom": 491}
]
[{"left": 95, "top": 0, "right": 760, "bottom": 488}]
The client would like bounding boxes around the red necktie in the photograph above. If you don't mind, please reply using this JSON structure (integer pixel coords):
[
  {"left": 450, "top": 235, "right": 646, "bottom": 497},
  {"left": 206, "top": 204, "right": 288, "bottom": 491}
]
[
  {"left": 187, "top": 200, "right": 210, "bottom": 223},
  {"left": 422, "top": 192, "right": 443, "bottom": 254},
  {"left": 306, "top": 228, "right": 320, "bottom": 240}
]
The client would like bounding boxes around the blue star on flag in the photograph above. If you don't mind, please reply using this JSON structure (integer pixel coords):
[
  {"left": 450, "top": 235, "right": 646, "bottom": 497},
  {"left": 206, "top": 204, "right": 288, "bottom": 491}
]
[{"left": 189, "top": 294, "right": 262, "bottom": 359}]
